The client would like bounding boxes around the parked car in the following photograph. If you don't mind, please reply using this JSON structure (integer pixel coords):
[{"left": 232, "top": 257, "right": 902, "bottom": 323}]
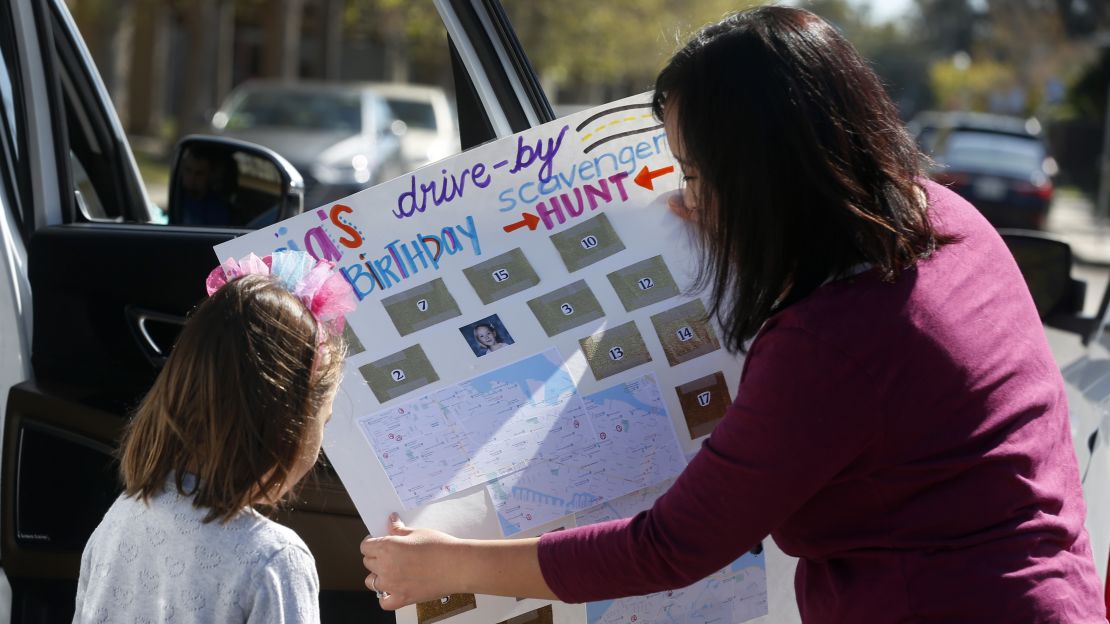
[
  {"left": 910, "top": 111, "right": 1057, "bottom": 230},
  {"left": 369, "top": 82, "right": 460, "bottom": 170},
  {"left": 931, "top": 128, "right": 1056, "bottom": 230},
  {"left": 211, "top": 80, "right": 408, "bottom": 208},
  {"left": 908, "top": 110, "right": 1044, "bottom": 156}
]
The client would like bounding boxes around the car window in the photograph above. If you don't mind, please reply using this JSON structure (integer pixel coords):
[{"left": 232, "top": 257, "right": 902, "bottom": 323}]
[
  {"left": 388, "top": 98, "right": 438, "bottom": 130},
  {"left": 216, "top": 89, "right": 363, "bottom": 133},
  {"left": 0, "top": 33, "right": 19, "bottom": 160},
  {"left": 938, "top": 131, "right": 1045, "bottom": 176},
  {"left": 56, "top": 46, "right": 121, "bottom": 221},
  {"left": 0, "top": 2, "right": 28, "bottom": 230},
  {"left": 370, "top": 96, "right": 394, "bottom": 136},
  {"left": 65, "top": 0, "right": 462, "bottom": 222},
  {"left": 49, "top": 3, "right": 151, "bottom": 224}
]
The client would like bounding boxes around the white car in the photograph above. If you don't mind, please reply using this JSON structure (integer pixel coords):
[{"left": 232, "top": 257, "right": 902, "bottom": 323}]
[{"left": 370, "top": 82, "right": 461, "bottom": 170}]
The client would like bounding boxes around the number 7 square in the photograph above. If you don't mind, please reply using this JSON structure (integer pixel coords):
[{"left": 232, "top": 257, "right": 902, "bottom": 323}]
[{"left": 380, "top": 277, "right": 462, "bottom": 337}]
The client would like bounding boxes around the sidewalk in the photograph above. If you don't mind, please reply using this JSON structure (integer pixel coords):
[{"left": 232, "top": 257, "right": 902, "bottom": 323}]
[{"left": 1045, "top": 191, "right": 1110, "bottom": 267}]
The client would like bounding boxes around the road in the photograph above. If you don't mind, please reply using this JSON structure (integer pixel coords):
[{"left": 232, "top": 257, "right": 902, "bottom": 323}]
[
  {"left": 1045, "top": 192, "right": 1110, "bottom": 319},
  {"left": 1043, "top": 192, "right": 1109, "bottom": 368}
]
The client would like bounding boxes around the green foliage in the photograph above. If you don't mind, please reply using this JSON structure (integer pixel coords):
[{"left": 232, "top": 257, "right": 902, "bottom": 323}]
[
  {"left": 501, "top": 0, "right": 762, "bottom": 91},
  {"left": 1068, "top": 50, "right": 1110, "bottom": 120},
  {"left": 929, "top": 57, "right": 1016, "bottom": 111},
  {"left": 342, "top": 0, "right": 447, "bottom": 80}
]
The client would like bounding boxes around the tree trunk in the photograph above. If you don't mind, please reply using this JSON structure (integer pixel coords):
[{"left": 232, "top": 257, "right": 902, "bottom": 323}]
[
  {"left": 322, "top": 0, "right": 344, "bottom": 81},
  {"left": 175, "top": 0, "right": 218, "bottom": 141},
  {"left": 262, "top": 0, "right": 305, "bottom": 81},
  {"left": 214, "top": 0, "right": 236, "bottom": 105},
  {"left": 382, "top": 9, "right": 409, "bottom": 83},
  {"left": 127, "top": 0, "right": 169, "bottom": 137}
]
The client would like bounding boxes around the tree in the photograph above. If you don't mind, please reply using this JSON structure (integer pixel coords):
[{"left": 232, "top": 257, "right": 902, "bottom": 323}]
[
  {"left": 343, "top": 0, "right": 451, "bottom": 84},
  {"left": 501, "top": 0, "right": 765, "bottom": 103}
]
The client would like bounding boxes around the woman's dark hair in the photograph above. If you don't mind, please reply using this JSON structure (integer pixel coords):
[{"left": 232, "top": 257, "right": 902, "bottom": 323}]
[
  {"left": 119, "top": 274, "right": 345, "bottom": 523},
  {"left": 652, "top": 6, "right": 953, "bottom": 351}
]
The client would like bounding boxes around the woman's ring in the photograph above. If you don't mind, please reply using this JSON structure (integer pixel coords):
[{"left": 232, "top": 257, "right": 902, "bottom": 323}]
[{"left": 372, "top": 574, "right": 385, "bottom": 599}]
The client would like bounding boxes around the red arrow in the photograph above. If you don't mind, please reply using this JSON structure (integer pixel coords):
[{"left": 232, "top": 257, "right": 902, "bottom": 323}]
[
  {"left": 633, "top": 165, "right": 675, "bottom": 191},
  {"left": 503, "top": 212, "right": 540, "bottom": 233}
]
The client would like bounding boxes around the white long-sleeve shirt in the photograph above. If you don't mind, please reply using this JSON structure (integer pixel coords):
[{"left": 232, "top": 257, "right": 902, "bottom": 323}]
[{"left": 74, "top": 481, "right": 319, "bottom": 623}]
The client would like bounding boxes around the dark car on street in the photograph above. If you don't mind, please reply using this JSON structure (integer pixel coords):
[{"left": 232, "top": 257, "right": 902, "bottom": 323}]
[{"left": 919, "top": 113, "right": 1057, "bottom": 230}]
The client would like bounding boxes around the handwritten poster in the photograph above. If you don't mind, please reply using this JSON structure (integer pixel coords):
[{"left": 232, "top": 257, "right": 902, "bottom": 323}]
[{"left": 214, "top": 94, "right": 768, "bottom": 624}]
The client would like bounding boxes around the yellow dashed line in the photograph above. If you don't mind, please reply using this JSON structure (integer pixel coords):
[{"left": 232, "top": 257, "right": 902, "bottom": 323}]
[{"left": 580, "top": 111, "right": 660, "bottom": 142}]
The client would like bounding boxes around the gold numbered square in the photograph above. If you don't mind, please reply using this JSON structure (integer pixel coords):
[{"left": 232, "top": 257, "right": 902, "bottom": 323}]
[
  {"left": 342, "top": 324, "right": 365, "bottom": 355},
  {"left": 358, "top": 345, "right": 439, "bottom": 403},
  {"left": 416, "top": 594, "right": 477, "bottom": 624},
  {"left": 462, "top": 248, "right": 541, "bottom": 304},
  {"left": 606, "top": 255, "right": 680, "bottom": 312},
  {"left": 676, "top": 372, "right": 731, "bottom": 438},
  {"left": 498, "top": 605, "right": 554, "bottom": 624},
  {"left": 578, "top": 320, "right": 652, "bottom": 381},
  {"left": 380, "top": 277, "right": 462, "bottom": 337},
  {"left": 527, "top": 280, "right": 606, "bottom": 337},
  {"left": 549, "top": 213, "right": 625, "bottom": 272},
  {"left": 650, "top": 298, "right": 721, "bottom": 366}
]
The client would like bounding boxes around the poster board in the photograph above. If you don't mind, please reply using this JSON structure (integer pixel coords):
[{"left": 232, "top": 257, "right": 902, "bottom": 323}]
[{"left": 215, "top": 93, "right": 768, "bottom": 624}]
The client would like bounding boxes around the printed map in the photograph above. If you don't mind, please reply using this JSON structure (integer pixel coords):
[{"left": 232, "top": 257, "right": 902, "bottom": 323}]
[
  {"left": 578, "top": 481, "right": 769, "bottom": 624},
  {"left": 358, "top": 349, "right": 597, "bottom": 508},
  {"left": 487, "top": 374, "right": 686, "bottom": 535}
]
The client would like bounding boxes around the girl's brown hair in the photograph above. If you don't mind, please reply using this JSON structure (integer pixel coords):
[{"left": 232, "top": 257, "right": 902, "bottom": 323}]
[
  {"left": 119, "top": 274, "right": 345, "bottom": 523},
  {"left": 653, "top": 7, "right": 955, "bottom": 351}
]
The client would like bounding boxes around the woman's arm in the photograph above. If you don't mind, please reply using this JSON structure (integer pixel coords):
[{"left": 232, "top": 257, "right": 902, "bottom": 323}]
[
  {"left": 360, "top": 514, "right": 557, "bottom": 609},
  {"left": 363, "top": 325, "right": 882, "bottom": 607}
]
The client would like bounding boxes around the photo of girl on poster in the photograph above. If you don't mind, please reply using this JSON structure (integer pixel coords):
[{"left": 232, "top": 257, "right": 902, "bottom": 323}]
[{"left": 460, "top": 315, "right": 514, "bottom": 357}]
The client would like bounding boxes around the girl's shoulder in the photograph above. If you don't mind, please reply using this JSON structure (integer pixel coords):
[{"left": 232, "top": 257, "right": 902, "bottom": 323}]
[
  {"left": 230, "top": 510, "right": 312, "bottom": 559},
  {"left": 106, "top": 486, "right": 311, "bottom": 566}
]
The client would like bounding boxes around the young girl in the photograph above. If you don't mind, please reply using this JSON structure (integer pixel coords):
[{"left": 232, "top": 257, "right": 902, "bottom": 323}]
[{"left": 74, "top": 251, "right": 354, "bottom": 623}]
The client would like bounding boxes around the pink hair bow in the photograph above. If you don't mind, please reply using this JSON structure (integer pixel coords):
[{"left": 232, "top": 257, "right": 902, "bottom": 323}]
[{"left": 205, "top": 251, "right": 357, "bottom": 337}]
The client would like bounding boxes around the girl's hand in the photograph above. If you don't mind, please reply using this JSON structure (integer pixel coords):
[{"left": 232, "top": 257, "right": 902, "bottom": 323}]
[{"left": 361, "top": 514, "right": 464, "bottom": 610}]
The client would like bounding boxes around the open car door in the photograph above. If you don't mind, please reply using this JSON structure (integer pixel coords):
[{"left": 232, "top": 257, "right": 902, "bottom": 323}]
[{"left": 0, "top": 0, "right": 553, "bottom": 622}]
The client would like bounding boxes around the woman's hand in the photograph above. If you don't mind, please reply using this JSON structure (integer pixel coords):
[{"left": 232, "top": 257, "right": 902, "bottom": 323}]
[
  {"left": 361, "top": 514, "right": 465, "bottom": 609},
  {"left": 360, "top": 513, "right": 556, "bottom": 609},
  {"left": 666, "top": 189, "right": 699, "bottom": 222}
]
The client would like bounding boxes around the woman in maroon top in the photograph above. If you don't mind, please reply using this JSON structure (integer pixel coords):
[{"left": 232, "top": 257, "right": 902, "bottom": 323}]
[{"left": 360, "top": 7, "right": 1105, "bottom": 621}]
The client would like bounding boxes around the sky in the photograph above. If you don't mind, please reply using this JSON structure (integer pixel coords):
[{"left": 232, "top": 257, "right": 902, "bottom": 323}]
[{"left": 849, "top": 0, "right": 916, "bottom": 24}]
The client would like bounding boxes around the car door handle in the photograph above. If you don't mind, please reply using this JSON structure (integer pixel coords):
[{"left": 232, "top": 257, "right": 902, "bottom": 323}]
[{"left": 125, "top": 306, "right": 187, "bottom": 367}]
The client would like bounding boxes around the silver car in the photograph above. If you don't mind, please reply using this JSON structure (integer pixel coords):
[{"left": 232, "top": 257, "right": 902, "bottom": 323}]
[{"left": 211, "top": 80, "right": 408, "bottom": 208}]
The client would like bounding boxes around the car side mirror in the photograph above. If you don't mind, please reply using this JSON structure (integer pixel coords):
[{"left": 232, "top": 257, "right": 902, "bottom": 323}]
[
  {"left": 999, "top": 230, "right": 1086, "bottom": 321},
  {"left": 168, "top": 135, "right": 304, "bottom": 228}
]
